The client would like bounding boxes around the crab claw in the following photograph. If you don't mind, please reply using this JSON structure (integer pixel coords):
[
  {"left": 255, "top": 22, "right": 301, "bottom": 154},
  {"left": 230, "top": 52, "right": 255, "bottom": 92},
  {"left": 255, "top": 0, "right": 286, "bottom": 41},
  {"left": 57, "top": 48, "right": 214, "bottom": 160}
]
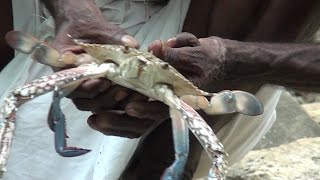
[
  {"left": 208, "top": 90, "right": 263, "bottom": 116},
  {"left": 5, "top": 31, "right": 41, "bottom": 54},
  {"left": 5, "top": 31, "right": 67, "bottom": 67},
  {"left": 55, "top": 146, "right": 91, "bottom": 158},
  {"left": 181, "top": 90, "right": 264, "bottom": 116},
  {"left": 232, "top": 90, "right": 264, "bottom": 116},
  {"left": 49, "top": 91, "right": 91, "bottom": 157}
]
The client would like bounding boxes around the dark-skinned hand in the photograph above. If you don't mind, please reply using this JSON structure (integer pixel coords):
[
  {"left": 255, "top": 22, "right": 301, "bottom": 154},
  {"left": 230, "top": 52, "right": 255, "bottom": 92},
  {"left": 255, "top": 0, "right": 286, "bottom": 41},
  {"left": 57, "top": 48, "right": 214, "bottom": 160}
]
[
  {"left": 45, "top": 0, "right": 173, "bottom": 138},
  {"left": 149, "top": 32, "right": 228, "bottom": 91}
]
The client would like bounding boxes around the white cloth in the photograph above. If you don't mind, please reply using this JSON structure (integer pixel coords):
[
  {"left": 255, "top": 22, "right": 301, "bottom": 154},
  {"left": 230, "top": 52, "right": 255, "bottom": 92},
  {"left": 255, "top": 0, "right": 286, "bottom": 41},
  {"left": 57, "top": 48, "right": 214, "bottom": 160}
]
[{"left": 1, "top": 0, "right": 281, "bottom": 180}]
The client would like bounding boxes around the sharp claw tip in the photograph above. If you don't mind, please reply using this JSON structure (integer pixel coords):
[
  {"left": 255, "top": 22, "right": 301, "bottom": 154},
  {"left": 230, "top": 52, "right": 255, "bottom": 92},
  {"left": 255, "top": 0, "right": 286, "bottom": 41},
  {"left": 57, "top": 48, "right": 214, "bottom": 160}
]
[{"left": 58, "top": 149, "right": 91, "bottom": 157}]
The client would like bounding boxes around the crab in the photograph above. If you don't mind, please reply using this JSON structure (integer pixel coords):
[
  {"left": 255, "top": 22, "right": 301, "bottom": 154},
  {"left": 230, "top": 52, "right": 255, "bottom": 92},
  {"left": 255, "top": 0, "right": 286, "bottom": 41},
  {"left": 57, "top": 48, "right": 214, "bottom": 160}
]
[{"left": 0, "top": 31, "right": 263, "bottom": 179}]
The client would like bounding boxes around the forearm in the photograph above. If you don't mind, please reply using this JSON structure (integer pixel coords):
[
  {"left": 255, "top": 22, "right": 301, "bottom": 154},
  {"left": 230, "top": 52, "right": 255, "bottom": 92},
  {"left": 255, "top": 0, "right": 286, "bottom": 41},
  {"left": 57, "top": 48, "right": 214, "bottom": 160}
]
[{"left": 223, "top": 39, "right": 320, "bottom": 91}]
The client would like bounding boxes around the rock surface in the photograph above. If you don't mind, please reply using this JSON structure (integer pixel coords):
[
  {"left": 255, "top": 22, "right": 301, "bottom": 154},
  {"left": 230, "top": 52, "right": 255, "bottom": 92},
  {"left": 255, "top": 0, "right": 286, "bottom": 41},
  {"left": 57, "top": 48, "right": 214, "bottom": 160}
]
[
  {"left": 254, "top": 91, "right": 320, "bottom": 150},
  {"left": 226, "top": 137, "right": 320, "bottom": 180},
  {"left": 302, "top": 102, "right": 320, "bottom": 125}
]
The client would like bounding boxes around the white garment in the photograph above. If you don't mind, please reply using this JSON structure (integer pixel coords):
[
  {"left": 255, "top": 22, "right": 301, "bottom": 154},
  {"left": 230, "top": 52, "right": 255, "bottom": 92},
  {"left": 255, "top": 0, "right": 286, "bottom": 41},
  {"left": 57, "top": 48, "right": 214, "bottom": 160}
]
[{"left": 1, "top": 0, "right": 280, "bottom": 180}]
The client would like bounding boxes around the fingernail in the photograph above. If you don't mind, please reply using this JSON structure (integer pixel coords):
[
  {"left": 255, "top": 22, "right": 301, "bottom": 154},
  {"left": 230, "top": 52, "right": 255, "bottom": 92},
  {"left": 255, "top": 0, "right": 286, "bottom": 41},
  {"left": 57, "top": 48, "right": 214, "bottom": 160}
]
[
  {"left": 121, "top": 35, "right": 139, "bottom": 48},
  {"left": 115, "top": 90, "right": 128, "bottom": 101},
  {"left": 167, "top": 37, "right": 177, "bottom": 47}
]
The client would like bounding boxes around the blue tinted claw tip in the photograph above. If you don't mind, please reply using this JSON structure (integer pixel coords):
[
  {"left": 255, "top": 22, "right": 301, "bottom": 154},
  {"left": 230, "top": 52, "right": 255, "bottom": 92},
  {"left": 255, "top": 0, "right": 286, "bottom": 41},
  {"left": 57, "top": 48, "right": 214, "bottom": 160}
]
[
  {"left": 50, "top": 91, "right": 91, "bottom": 158},
  {"left": 56, "top": 147, "right": 91, "bottom": 157}
]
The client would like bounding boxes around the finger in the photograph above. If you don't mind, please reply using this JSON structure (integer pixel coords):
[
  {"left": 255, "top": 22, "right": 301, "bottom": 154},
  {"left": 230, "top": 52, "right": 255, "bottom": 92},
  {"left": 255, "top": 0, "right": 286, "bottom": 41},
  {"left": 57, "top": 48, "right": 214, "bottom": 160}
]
[
  {"left": 148, "top": 33, "right": 200, "bottom": 55},
  {"left": 68, "top": 78, "right": 111, "bottom": 99},
  {"left": 162, "top": 47, "right": 205, "bottom": 86},
  {"left": 125, "top": 101, "right": 169, "bottom": 121},
  {"left": 87, "top": 112, "right": 154, "bottom": 138},
  {"left": 163, "top": 46, "right": 201, "bottom": 69},
  {"left": 73, "top": 85, "right": 131, "bottom": 111},
  {"left": 54, "top": 24, "right": 139, "bottom": 50},
  {"left": 162, "top": 47, "right": 188, "bottom": 67},
  {"left": 72, "top": 98, "right": 99, "bottom": 111},
  {"left": 95, "top": 27, "right": 139, "bottom": 48},
  {"left": 148, "top": 40, "right": 164, "bottom": 58},
  {"left": 172, "top": 32, "right": 200, "bottom": 48},
  {"left": 128, "top": 92, "right": 149, "bottom": 102},
  {"left": 116, "top": 92, "right": 149, "bottom": 111},
  {"left": 120, "top": 35, "right": 140, "bottom": 48},
  {"left": 92, "top": 85, "right": 131, "bottom": 109}
]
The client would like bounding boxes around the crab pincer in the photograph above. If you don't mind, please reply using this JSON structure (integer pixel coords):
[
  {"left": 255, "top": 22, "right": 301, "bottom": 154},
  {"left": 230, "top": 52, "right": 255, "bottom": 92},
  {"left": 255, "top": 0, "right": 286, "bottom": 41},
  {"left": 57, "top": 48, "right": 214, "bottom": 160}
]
[{"left": 48, "top": 91, "right": 91, "bottom": 157}]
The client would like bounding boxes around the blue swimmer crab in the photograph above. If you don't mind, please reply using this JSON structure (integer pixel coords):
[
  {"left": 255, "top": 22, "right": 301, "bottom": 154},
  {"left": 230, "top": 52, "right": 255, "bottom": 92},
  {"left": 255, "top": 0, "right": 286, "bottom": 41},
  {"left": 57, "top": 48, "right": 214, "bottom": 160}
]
[{"left": 0, "top": 31, "right": 263, "bottom": 179}]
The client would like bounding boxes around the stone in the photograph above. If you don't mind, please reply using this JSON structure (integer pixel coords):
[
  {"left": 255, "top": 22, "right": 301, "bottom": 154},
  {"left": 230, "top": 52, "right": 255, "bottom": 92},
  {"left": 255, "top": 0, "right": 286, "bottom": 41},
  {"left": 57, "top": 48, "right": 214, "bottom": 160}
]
[
  {"left": 226, "top": 137, "right": 320, "bottom": 180},
  {"left": 302, "top": 102, "right": 320, "bottom": 125},
  {"left": 254, "top": 91, "right": 320, "bottom": 150}
]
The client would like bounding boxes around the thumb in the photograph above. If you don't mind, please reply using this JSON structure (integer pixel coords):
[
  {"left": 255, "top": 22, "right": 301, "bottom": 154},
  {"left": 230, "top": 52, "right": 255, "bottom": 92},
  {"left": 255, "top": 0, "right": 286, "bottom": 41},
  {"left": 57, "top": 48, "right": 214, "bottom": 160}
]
[{"left": 84, "top": 28, "right": 139, "bottom": 48}]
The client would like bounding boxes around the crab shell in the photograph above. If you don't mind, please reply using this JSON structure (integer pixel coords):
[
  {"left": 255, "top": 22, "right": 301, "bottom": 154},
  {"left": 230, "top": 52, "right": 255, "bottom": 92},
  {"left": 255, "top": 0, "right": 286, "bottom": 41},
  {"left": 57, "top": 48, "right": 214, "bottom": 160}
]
[{"left": 74, "top": 41, "right": 208, "bottom": 97}]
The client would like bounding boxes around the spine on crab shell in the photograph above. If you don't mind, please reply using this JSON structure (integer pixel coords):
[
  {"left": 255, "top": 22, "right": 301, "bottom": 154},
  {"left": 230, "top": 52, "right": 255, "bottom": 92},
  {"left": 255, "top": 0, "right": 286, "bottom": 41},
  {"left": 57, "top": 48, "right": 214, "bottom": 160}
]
[{"left": 0, "top": 95, "right": 18, "bottom": 176}]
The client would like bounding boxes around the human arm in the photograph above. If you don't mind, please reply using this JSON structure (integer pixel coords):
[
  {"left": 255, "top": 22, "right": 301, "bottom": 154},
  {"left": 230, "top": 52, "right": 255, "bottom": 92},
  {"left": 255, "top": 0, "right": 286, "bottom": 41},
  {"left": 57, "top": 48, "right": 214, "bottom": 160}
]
[
  {"left": 153, "top": 33, "right": 320, "bottom": 93},
  {"left": 223, "top": 40, "right": 320, "bottom": 91}
]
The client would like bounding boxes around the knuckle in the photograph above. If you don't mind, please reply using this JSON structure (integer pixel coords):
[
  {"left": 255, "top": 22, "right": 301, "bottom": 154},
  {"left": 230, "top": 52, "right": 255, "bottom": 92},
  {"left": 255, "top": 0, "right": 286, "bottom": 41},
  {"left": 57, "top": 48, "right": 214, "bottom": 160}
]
[
  {"left": 163, "top": 49, "right": 177, "bottom": 63},
  {"left": 178, "top": 32, "right": 197, "bottom": 39},
  {"left": 176, "top": 32, "right": 199, "bottom": 47}
]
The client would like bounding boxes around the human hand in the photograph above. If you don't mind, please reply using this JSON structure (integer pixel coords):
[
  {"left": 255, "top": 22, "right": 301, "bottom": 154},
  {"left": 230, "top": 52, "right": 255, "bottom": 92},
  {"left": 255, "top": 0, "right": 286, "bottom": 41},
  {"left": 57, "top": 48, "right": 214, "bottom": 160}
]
[
  {"left": 69, "top": 79, "right": 170, "bottom": 138},
  {"left": 44, "top": 0, "right": 139, "bottom": 109},
  {"left": 148, "top": 32, "right": 231, "bottom": 92}
]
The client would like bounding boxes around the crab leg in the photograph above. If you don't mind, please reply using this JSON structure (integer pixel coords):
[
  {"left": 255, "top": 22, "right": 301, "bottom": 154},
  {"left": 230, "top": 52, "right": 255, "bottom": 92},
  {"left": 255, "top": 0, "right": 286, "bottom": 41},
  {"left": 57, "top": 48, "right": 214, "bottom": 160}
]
[
  {"left": 161, "top": 107, "right": 189, "bottom": 180},
  {"left": 154, "top": 84, "right": 224, "bottom": 179},
  {"left": 0, "top": 64, "right": 118, "bottom": 172},
  {"left": 49, "top": 90, "right": 90, "bottom": 157},
  {"left": 151, "top": 84, "right": 188, "bottom": 180},
  {"left": 179, "top": 100, "right": 225, "bottom": 179},
  {"left": 5, "top": 31, "right": 94, "bottom": 68},
  {"left": 0, "top": 68, "right": 88, "bottom": 173},
  {"left": 181, "top": 90, "right": 263, "bottom": 116},
  {"left": 5, "top": 31, "right": 66, "bottom": 67},
  {"left": 0, "top": 95, "right": 17, "bottom": 175}
]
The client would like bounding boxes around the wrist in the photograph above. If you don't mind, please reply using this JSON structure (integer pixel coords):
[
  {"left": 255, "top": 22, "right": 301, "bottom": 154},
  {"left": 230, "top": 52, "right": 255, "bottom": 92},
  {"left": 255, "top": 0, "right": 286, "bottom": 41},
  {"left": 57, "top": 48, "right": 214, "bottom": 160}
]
[
  {"left": 221, "top": 38, "right": 271, "bottom": 82},
  {"left": 200, "top": 36, "right": 233, "bottom": 81}
]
